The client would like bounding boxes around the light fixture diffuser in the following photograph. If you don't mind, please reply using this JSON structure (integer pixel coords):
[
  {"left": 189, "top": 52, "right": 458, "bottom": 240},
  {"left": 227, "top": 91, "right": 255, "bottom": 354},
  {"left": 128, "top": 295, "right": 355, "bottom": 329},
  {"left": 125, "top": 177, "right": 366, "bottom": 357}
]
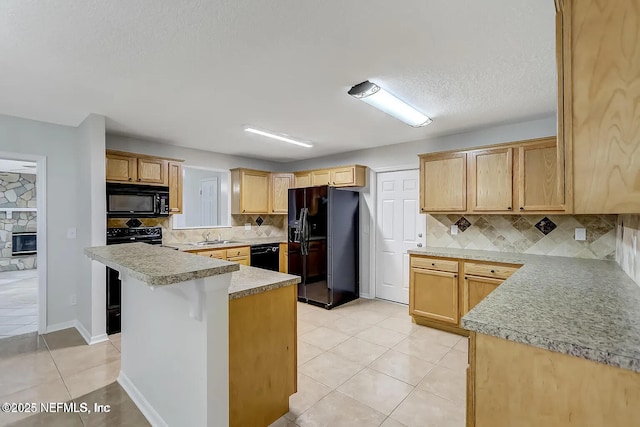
[
  {"left": 244, "top": 127, "right": 313, "bottom": 148},
  {"left": 348, "top": 80, "right": 432, "bottom": 127}
]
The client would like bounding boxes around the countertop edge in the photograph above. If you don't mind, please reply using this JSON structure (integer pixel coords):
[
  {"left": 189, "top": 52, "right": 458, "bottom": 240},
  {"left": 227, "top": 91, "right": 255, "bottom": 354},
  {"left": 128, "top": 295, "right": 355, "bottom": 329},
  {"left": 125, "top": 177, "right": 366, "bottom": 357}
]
[
  {"left": 84, "top": 248, "right": 240, "bottom": 286},
  {"left": 229, "top": 277, "right": 300, "bottom": 300},
  {"left": 461, "top": 318, "right": 640, "bottom": 373}
]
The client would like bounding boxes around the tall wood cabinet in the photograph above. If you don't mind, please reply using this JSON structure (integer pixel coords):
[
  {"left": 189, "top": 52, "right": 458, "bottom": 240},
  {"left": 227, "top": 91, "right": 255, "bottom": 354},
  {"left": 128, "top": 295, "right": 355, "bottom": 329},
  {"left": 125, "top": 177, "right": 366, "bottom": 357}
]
[
  {"left": 557, "top": 0, "right": 640, "bottom": 213},
  {"left": 270, "top": 173, "right": 294, "bottom": 214},
  {"left": 517, "top": 138, "right": 563, "bottom": 212},
  {"left": 168, "top": 162, "right": 183, "bottom": 214}
]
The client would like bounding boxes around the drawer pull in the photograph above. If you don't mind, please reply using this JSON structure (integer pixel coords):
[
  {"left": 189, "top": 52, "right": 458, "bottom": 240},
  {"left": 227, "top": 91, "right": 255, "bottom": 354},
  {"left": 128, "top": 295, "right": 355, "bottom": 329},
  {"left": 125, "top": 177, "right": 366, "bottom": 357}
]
[
  {"left": 491, "top": 269, "right": 495, "bottom": 273},
  {"left": 432, "top": 263, "right": 435, "bottom": 266}
]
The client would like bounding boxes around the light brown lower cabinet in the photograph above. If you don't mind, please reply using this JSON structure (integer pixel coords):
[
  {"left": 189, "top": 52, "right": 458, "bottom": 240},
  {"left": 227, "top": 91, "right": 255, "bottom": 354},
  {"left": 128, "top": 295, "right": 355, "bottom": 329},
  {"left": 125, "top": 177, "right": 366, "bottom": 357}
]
[
  {"left": 279, "top": 243, "right": 288, "bottom": 273},
  {"left": 467, "top": 332, "right": 640, "bottom": 427},
  {"left": 409, "top": 267, "right": 459, "bottom": 325},
  {"left": 191, "top": 246, "right": 251, "bottom": 265},
  {"left": 230, "top": 284, "right": 297, "bottom": 427},
  {"left": 409, "top": 255, "right": 520, "bottom": 336}
]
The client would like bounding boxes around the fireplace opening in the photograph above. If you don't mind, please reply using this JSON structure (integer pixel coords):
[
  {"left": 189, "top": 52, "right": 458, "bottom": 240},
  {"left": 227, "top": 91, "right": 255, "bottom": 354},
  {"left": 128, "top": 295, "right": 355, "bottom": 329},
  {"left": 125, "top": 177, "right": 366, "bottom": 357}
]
[{"left": 12, "top": 232, "right": 37, "bottom": 256}]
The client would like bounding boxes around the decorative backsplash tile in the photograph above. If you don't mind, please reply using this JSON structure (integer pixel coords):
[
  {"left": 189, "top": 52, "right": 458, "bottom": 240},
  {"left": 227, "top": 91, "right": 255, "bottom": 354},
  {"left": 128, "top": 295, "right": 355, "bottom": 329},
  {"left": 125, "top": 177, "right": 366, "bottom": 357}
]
[
  {"left": 616, "top": 215, "right": 640, "bottom": 286},
  {"left": 427, "top": 214, "right": 616, "bottom": 260},
  {"left": 107, "top": 214, "right": 287, "bottom": 243}
]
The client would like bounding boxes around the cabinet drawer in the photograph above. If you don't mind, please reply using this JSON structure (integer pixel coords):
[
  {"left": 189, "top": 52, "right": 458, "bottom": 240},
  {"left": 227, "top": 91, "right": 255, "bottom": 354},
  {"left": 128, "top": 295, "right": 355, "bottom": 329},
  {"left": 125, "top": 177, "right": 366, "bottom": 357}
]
[
  {"left": 464, "top": 262, "right": 519, "bottom": 280},
  {"left": 196, "top": 249, "right": 226, "bottom": 259},
  {"left": 227, "top": 255, "right": 250, "bottom": 266},
  {"left": 226, "top": 246, "right": 250, "bottom": 258},
  {"left": 410, "top": 256, "right": 458, "bottom": 273}
]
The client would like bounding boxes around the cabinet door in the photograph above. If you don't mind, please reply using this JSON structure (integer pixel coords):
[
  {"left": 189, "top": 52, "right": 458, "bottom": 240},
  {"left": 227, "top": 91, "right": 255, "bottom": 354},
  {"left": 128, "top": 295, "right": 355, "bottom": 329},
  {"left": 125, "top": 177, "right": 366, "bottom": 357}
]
[
  {"left": 469, "top": 148, "right": 513, "bottom": 212},
  {"left": 311, "top": 170, "right": 330, "bottom": 186},
  {"left": 420, "top": 153, "right": 466, "bottom": 212},
  {"left": 270, "top": 173, "right": 293, "bottom": 214},
  {"left": 241, "top": 170, "right": 269, "bottom": 213},
  {"left": 294, "top": 172, "right": 311, "bottom": 188},
  {"left": 330, "top": 167, "right": 355, "bottom": 186},
  {"left": 168, "top": 162, "right": 183, "bottom": 214},
  {"left": 570, "top": 0, "right": 640, "bottom": 213},
  {"left": 462, "top": 275, "right": 503, "bottom": 316},
  {"left": 137, "top": 158, "right": 168, "bottom": 185},
  {"left": 518, "top": 140, "right": 564, "bottom": 212},
  {"left": 279, "top": 243, "right": 288, "bottom": 273},
  {"left": 409, "top": 267, "right": 459, "bottom": 324},
  {"left": 106, "top": 153, "right": 137, "bottom": 183}
]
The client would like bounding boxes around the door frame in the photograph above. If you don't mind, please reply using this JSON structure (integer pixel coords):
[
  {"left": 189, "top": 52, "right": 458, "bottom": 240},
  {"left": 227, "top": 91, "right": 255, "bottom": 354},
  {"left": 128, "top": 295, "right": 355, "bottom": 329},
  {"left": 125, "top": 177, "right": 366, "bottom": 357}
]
[
  {"left": 0, "top": 150, "right": 47, "bottom": 334},
  {"left": 370, "top": 164, "right": 421, "bottom": 300}
]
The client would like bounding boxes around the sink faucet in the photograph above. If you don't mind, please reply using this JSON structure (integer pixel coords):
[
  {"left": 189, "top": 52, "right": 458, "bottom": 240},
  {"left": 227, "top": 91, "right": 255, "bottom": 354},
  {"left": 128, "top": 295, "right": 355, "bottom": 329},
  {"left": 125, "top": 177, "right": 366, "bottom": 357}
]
[{"left": 203, "top": 232, "right": 211, "bottom": 242}]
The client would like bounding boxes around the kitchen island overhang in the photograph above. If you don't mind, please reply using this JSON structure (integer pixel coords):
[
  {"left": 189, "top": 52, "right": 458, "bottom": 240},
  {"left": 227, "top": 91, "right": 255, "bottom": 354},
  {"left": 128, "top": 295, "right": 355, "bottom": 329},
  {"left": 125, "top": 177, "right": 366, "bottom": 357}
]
[{"left": 84, "top": 243, "right": 301, "bottom": 427}]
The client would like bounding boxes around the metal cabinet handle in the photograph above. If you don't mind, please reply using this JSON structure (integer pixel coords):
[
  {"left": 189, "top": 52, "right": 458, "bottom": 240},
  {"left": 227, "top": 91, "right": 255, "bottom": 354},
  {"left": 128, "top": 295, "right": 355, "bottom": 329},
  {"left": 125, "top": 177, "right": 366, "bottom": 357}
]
[
  {"left": 242, "top": 209, "right": 246, "bottom": 213},
  {"left": 416, "top": 243, "right": 423, "bottom": 247},
  {"left": 128, "top": 178, "right": 132, "bottom": 181},
  {"left": 519, "top": 207, "right": 524, "bottom": 210},
  {"left": 507, "top": 207, "right": 512, "bottom": 210},
  {"left": 491, "top": 269, "right": 495, "bottom": 273},
  {"left": 431, "top": 262, "right": 435, "bottom": 266}
]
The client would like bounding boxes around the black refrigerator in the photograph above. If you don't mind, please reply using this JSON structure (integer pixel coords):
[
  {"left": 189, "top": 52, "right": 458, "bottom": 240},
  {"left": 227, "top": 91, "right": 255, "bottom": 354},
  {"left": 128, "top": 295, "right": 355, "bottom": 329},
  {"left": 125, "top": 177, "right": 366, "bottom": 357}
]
[{"left": 288, "top": 185, "right": 359, "bottom": 309}]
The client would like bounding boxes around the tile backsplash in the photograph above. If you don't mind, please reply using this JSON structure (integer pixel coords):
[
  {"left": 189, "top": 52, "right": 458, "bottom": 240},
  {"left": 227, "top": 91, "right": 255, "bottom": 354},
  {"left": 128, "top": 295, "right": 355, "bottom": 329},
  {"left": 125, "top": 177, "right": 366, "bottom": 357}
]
[
  {"left": 616, "top": 215, "right": 640, "bottom": 286},
  {"left": 427, "top": 214, "right": 616, "bottom": 260},
  {"left": 107, "top": 214, "right": 287, "bottom": 243}
]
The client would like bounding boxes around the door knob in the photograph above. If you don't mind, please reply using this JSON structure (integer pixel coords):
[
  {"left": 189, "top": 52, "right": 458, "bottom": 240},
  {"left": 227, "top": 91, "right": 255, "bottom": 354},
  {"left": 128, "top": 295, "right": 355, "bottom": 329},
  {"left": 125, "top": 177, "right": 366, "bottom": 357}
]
[
  {"left": 418, "top": 233, "right": 423, "bottom": 238},
  {"left": 417, "top": 243, "right": 423, "bottom": 247}
]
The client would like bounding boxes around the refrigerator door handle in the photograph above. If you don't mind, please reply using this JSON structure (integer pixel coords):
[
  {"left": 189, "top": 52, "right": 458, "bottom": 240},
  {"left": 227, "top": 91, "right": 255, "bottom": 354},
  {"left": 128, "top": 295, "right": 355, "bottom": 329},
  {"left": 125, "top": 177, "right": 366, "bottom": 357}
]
[{"left": 301, "top": 208, "right": 309, "bottom": 255}]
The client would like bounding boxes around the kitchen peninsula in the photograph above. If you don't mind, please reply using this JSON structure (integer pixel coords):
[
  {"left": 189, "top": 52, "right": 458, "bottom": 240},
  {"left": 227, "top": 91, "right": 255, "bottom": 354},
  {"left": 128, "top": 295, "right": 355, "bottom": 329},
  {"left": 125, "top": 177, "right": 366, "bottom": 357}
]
[
  {"left": 408, "top": 247, "right": 640, "bottom": 427},
  {"left": 84, "top": 243, "right": 300, "bottom": 427}
]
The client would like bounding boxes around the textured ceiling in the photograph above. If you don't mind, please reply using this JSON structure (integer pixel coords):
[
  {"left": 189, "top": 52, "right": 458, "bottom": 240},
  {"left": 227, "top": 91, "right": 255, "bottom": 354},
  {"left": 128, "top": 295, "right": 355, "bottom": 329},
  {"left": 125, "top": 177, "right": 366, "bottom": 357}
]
[{"left": 0, "top": 1, "right": 556, "bottom": 162}]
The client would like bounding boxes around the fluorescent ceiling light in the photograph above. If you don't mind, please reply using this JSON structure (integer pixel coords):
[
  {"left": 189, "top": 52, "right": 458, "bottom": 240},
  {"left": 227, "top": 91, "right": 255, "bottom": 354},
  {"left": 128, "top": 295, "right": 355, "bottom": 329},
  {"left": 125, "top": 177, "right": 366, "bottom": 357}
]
[
  {"left": 348, "top": 80, "right": 432, "bottom": 127},
  {"left": 244, "top": 127, "right": 313, "bottom": 148}
]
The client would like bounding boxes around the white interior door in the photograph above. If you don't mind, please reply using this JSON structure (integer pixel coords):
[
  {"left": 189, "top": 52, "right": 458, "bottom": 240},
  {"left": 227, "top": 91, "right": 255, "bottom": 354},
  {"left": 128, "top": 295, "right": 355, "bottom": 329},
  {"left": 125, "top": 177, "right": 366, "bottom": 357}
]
[
  {"left": 375, "top": 169, "right": 425, "bottom": 304},
  {"left": 200, "top": 177, "right": 219, "bottom": 226}
]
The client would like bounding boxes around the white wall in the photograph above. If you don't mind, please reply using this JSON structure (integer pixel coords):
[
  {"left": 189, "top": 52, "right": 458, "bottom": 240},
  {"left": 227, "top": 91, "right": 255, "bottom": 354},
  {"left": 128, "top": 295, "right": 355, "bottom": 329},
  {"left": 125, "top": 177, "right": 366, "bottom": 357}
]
[
  {"left": 76, "top": 114, "right": 107, "bottom": 342},
  {"left": 279, "top": 116, "right": 557, "bottom": 298},
  {"left": 107, "top": 134, "right": 282, "bottom": 171},
  {"left": 0, "top": 114, "right": 81, "bottom": 328}
]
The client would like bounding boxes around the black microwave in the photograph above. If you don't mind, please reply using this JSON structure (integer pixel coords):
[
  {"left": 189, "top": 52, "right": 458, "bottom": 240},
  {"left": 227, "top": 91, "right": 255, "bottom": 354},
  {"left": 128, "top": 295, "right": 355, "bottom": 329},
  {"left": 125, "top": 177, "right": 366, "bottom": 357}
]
[{"left": 106, "top": 183, "right": 170, "bottom": 217}]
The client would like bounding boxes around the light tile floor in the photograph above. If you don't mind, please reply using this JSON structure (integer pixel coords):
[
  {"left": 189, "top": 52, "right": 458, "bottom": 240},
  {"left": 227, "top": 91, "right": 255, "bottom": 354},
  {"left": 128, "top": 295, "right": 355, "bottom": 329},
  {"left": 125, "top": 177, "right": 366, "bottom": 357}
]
[
  {"left": 0, "top": 297, "right": 467, "bottom": 427},
  {"left": 0, "top": 270, "right": 38, "bottom": 339}
]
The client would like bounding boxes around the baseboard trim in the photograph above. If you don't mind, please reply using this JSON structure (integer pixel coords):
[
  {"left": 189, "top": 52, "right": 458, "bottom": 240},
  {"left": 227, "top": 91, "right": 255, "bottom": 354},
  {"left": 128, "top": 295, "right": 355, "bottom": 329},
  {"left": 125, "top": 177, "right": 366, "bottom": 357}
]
[
  {"left": 359, "top": 293, "right": 371, "bottom": 299},
  {"left": 118, "top": 372, "right": 167, "bottom": 427},
  {"left": 45, "top": 320, "right": 77, "bottom": 334},
  {"left": 75, "top": 321, "right": 108, "bottom": 345}
]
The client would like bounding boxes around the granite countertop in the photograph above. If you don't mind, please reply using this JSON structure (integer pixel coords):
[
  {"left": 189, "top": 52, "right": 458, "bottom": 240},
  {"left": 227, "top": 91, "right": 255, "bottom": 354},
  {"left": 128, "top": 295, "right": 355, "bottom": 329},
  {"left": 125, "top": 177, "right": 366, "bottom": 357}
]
[
  {"left": 164, "top": 236, "right": 287, "bottom": 252},
  {"left": 408, "top": 247, "right": 640, "bottom": 373},
  {"left": 85, "top": 243, "right": 240, "bottom": 286},
  {"left": 229, "top": 265, "right": 300, "bottom": 300}
]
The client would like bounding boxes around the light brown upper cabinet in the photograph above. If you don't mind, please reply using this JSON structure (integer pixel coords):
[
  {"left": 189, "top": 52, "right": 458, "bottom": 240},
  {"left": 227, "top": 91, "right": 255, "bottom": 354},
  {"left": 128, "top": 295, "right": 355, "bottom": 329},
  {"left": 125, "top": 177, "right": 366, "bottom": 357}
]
[
  {"left": 106, "top": 150, "right": 171, "bottom": 186},
  {"left": 231, "top": 169, "right": 270, "bottom": 214},
  {"left": 468, "top": 147, "right": 513, "bottom": 212},
  {"left": 419, "top": 153, "right": 467, "bottom": 212},
  {"left": 270, "top": 173, "right": 294, "bottom": 214},
  {"left": 557, "top": 0, "right": 640, "bottom": 213},
  {"left": 517, "top": 138, "right": 564, "bottom": 212},
  {"left": 294, "top": 172, "right": 311, "bottom": 188},
  {"left": 106, "top": 153, "right": 137, "bottom": 183},
  {"left": 137, "top": 158, "right": 167, "bottom": 185},
  {"left": 311, "top": 169, "right": 331, "bottom": 186},
  {"left": 294, "top": 165, "right": 367, "bottom": 188},
  {"left": 168, "top": 161, "right": 183, "bottom": 214}
]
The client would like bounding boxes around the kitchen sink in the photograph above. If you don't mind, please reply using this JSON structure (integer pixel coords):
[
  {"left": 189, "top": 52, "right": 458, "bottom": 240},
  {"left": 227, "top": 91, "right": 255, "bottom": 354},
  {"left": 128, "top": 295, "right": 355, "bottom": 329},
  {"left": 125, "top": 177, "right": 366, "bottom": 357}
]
[{"left": 191, "top": 240, "right": 239, "bottom": 246}]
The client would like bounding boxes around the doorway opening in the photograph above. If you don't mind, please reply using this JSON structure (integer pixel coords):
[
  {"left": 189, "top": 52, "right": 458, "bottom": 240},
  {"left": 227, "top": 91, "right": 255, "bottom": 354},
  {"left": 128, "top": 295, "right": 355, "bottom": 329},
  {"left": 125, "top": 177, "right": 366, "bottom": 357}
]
[
  {"left": 0, "top": 159, "right": 39, "bottom": 338},
  {"left": 0, "top": 154, "right": 46, "bottom": 339}
]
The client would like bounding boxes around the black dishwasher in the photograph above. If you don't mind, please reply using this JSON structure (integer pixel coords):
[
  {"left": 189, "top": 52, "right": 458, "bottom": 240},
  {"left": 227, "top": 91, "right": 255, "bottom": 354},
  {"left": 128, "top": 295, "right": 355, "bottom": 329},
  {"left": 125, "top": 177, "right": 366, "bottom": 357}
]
[{"left": 250, "top": 243, "right": 280, "bottom": 271}]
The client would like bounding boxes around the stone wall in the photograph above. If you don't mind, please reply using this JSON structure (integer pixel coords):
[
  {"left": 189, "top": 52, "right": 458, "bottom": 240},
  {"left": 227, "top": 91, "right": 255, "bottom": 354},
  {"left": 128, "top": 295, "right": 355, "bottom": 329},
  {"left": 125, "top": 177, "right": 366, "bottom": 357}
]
[{"left": 0, "top": 173, "right": 37, "bottom": 271}]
